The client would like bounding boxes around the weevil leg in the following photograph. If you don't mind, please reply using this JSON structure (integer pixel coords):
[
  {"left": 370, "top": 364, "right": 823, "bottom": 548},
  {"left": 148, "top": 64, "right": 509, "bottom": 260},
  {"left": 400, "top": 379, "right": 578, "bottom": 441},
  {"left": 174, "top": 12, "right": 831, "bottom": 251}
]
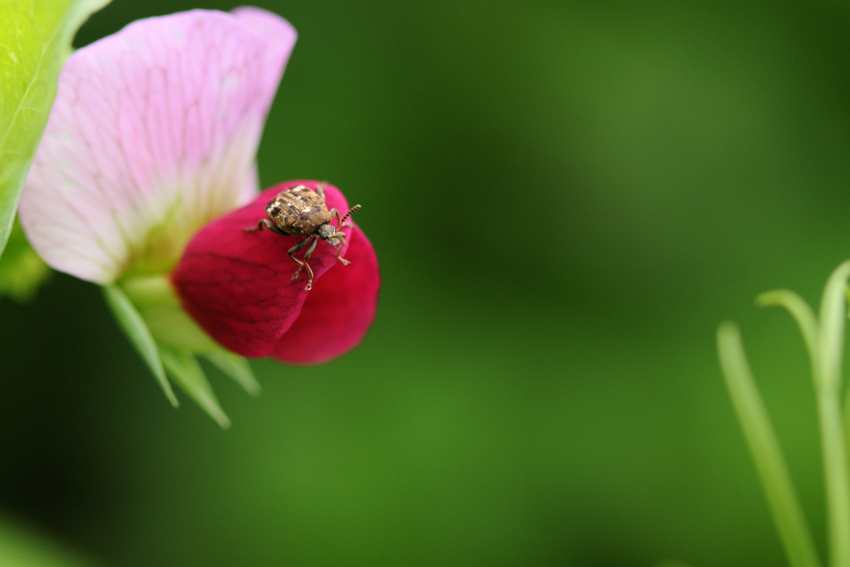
[
  {"left": 243, "top": 219, "right": 268, "bottom": 232},
  {"left": 288, "top": 236, "right": 312, "bottom": 276},
  {"left": 334, "top": 234, "right": 352, "bottom": 265},
  {"left": 289, "top": 236, "right": 316, "bottom": 290},
  {"left": 300, "top": 237, "right": 319, "bottom": 290},
  {"left": 244, "top": 219, "right": 287, "bottom": 236},
  {"left": 303, "top": 235, "right": 320, "bottom": 261},
  {"left": 316, "top": 183, "right": 326, "bottom": 199}
]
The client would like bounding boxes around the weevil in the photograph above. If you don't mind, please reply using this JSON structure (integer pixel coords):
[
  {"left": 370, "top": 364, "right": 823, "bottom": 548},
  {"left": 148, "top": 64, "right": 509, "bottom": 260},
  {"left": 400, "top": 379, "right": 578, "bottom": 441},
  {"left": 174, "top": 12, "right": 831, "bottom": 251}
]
[{"left": 244, "top": 184, "right": 361, "bottom": 291}]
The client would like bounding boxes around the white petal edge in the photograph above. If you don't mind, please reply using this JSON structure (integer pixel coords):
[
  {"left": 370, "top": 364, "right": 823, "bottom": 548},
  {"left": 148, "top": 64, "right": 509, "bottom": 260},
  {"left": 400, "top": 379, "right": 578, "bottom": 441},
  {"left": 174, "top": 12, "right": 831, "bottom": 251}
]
[{"left": 19, "top": 9, "right": 296, "bottom": 283}]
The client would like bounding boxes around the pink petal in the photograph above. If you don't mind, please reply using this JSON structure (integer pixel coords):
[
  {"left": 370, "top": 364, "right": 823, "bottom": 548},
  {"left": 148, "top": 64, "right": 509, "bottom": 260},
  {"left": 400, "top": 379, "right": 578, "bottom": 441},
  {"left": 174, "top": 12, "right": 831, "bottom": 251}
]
[
  {"left": 170, "top": 181, "right": 360, "bottom": 358},
  {"left": 272, "top": 224, "right": 379, "bottom": 364},
  {"left": 19, "top": 9, "right": 296, "bottom": 284}
]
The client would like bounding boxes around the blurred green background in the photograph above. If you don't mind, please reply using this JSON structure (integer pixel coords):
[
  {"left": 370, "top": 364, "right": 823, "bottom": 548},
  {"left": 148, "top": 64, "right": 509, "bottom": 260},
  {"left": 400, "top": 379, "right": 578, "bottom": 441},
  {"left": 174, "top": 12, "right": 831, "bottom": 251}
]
[{"left": 3, "top": 0, "right": 850, "bottom": 565}]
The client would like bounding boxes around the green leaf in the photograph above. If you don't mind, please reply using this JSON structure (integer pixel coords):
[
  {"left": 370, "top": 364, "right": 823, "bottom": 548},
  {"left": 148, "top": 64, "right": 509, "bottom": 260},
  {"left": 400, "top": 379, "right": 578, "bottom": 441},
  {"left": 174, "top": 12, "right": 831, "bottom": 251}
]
[
  {"left": 0, "top": 513, "right": 105, "bottom": 567},
  {"left": 205, "top": 349, "right": 262, "bottom": 397},
  {"left": 103, "top": 284, "right": 177, "bottom": 407},
  {"left": 0, "top": 0, "right": 111, "bottom": 259},
  {"left": 160, "top": 347, "right": 231, "bottom": 429}
]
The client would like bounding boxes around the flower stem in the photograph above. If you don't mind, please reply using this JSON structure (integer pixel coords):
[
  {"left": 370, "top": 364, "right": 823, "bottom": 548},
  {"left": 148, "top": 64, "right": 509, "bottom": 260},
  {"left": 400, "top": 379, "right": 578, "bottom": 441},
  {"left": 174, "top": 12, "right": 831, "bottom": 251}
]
[{"left": 717, "top": 323, "right": 822, "bottom": 567}]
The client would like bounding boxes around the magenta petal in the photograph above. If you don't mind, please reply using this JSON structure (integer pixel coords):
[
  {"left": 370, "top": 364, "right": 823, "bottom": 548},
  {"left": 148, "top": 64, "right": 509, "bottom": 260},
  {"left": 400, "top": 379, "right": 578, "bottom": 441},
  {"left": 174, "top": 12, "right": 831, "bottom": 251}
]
[
  {"left": 170, "top": 181, "right": 354, "bottom": 357},
  {"left": 272, "top": 224, "right": 380, "bottom": 365}
]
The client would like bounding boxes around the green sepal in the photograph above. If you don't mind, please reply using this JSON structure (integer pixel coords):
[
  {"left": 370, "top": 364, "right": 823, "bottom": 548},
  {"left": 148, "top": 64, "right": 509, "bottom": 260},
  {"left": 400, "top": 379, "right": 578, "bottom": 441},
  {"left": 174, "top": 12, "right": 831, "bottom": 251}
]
[
  {"left": 0, "top": 0, "right": 112, "bottom": 260},
  {"left": 205, "top": 349, "right": 261, "bottom": 397},
  {"left": 160, "top": 347, "right": 230, "bottom": 429},
  {"left": 106, "top": 276, "right": 262, "bottom": 426},
  {"left": 120, "top": 275, "right": 221, "bottom": 353},
  {"left": 102, "top": 284, "right": 177, "bottom": 407}
]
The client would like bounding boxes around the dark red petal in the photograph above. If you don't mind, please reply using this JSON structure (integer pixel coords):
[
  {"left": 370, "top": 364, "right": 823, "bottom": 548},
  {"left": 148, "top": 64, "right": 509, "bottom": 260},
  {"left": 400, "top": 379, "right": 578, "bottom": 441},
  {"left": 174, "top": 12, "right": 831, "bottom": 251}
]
[
  {"left": 171, "top": 181, "right": 353, "bottom": 358},
  {"left": 272, "top": 224, "right": 380, "bottom": 364}
]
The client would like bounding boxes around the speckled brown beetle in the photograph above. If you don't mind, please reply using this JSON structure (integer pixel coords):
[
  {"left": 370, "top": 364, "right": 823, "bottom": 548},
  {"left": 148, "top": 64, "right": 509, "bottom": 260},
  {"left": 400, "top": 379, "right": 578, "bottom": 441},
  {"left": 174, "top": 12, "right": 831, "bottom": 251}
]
[{"left": 244, "top": 184, "right": 361, "bottom": 291}]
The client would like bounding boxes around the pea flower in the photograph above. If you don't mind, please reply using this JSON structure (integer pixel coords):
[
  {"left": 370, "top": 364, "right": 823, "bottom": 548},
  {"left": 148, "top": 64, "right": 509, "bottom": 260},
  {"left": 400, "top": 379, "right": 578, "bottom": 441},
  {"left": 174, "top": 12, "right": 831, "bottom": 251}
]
[{"left": 18, "top": 8, "right": 379, "bottom": 426}]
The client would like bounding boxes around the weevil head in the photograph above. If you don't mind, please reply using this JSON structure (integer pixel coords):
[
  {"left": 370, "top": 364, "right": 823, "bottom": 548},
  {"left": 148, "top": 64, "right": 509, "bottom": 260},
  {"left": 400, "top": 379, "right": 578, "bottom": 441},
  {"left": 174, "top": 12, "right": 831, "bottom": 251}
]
[{"left": 317, "top": 223, "right": 344, "bottom": 247}]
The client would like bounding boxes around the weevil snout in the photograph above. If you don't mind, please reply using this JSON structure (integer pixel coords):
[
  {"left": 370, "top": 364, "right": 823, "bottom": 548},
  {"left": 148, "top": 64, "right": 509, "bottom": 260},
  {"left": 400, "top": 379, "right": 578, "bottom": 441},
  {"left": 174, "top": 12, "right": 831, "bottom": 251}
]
[{"left": 317, "top": 223, "right": 343, "bottom": 246}]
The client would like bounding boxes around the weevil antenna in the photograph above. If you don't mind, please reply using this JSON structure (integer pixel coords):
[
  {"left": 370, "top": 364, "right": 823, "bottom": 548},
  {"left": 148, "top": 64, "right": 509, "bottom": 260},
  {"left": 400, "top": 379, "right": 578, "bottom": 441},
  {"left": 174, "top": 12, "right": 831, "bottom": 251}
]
[{"left": 340, "top": 204, "right": 361, "bottom": 226}]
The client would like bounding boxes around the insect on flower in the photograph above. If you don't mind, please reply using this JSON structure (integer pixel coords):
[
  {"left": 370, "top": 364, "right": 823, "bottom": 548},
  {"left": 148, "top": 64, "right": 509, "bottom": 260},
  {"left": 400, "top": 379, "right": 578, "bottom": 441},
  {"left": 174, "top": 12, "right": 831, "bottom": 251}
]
[{"left": 244, "top": 184, "right": 361, "bottom": 291}]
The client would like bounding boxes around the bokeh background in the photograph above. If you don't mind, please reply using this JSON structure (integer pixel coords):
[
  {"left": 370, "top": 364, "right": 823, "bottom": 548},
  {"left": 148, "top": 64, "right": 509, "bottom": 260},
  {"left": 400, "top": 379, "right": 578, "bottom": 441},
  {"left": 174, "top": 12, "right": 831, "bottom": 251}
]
[{"left": 3, "top": 0, "right": 850, "bottom": 565}]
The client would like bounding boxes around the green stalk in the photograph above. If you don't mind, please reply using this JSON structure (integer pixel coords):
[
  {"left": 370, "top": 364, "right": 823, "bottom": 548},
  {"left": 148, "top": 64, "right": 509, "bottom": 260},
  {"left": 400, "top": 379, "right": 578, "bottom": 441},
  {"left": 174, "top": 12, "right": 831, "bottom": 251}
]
[
  {"left": 717, "top": 323, "right": 822, "bottom": 567},
  {"left": 756, "top": 291, "right": 818, "bottom": 382},
  {"left": 816, "top": 261, "right": 850, "bottom": 567}
]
